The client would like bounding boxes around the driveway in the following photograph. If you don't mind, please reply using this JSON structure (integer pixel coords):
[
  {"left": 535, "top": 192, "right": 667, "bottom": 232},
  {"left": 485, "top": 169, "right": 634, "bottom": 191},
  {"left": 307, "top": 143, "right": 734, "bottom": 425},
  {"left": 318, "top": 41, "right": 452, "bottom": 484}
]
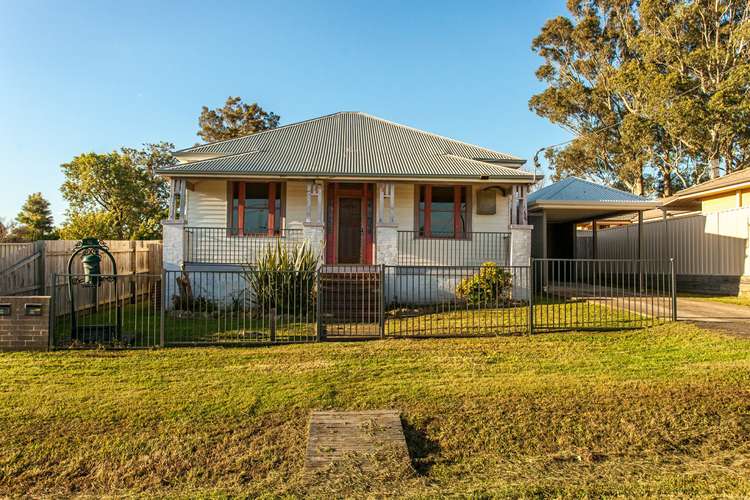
[{"left": 674, "top": 297, "right": 750, "bottom": 338}]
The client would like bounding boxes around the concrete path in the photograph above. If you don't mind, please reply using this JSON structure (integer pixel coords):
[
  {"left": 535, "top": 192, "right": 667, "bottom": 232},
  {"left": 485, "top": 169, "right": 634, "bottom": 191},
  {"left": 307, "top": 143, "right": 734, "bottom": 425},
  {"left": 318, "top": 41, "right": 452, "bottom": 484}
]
[{"left": 674, "top": 297, "right": 750, "bottom": 338}]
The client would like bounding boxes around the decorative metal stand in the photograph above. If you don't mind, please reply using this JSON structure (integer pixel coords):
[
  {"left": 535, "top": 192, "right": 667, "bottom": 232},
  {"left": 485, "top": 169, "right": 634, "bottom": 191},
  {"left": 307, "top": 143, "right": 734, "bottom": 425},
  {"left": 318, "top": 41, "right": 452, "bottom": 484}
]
[{"left": 67, "top": 238, "right": 122, "bottom": 343}]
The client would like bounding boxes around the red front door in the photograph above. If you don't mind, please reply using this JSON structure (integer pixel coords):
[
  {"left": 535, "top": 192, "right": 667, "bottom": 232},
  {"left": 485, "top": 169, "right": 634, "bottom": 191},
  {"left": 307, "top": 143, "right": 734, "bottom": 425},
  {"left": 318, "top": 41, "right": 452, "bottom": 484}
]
[{"left": 325, "top": 183, "right": 374, "bottom": 265}]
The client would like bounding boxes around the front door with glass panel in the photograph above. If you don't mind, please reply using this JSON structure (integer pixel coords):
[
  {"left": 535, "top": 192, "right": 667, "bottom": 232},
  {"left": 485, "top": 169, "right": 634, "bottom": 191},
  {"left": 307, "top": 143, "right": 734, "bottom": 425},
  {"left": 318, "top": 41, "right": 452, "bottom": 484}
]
[
  {"left": 325, "top": 183, "right": 374, "bottom": 265},
  {"left": 337, "top": 198, "right": 362, "bottom": 264}
]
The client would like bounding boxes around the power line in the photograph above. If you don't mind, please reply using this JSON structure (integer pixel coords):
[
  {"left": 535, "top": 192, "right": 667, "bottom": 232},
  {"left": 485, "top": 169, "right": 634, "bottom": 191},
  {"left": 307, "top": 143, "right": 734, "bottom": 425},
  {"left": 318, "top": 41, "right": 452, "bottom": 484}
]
[{"left": 532, "top": 83, "right": 703, "bottom": 177}]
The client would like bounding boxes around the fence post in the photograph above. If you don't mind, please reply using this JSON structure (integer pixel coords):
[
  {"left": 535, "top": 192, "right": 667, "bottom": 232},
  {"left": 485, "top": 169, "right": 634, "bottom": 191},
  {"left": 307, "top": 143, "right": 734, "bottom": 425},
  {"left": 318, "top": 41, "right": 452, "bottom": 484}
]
[
  {"left": 379, "top": 265, "right": 385, "bottom": 339},
  {"left": 160, "top": 269, "right": 166, "bottom": 347},
  {"left": 49, "top": 273, "right": 57, "bottom": 350},
  {"left": 528, "top": 261, "right": 534, "bottom": 335},
  {"left": 316, "top": 270, "right": 324, "bottom": 341},
  {"left": 270, "top": 308, "right": 277, "bottom": 342},
  {"left": 36, "top": 240, "right": 47, "bottom": 296},
  {"left": 669, "top": 257, "right": 677, "bottom": 321}
]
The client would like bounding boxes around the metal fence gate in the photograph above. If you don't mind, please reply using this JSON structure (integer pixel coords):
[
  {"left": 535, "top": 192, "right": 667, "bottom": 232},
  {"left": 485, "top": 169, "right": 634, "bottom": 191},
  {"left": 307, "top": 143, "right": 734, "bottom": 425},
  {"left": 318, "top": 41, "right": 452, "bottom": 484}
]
[
  {"left": 49, "top": 259, "right": 676, "bottom": 348},
  {"left": 51, "top": 274, "right": 162, "bottom": 348}
]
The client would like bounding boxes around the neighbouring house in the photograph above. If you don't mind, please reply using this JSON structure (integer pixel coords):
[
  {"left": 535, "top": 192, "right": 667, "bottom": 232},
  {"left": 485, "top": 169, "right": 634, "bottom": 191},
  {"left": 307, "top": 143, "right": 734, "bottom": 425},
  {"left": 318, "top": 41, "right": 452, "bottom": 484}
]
[
  {"left": 568, "top": 170, "right": 750, "bottom": 296},
  {"left": 156, "top": 112, "right": 537, "bottom": 271}
]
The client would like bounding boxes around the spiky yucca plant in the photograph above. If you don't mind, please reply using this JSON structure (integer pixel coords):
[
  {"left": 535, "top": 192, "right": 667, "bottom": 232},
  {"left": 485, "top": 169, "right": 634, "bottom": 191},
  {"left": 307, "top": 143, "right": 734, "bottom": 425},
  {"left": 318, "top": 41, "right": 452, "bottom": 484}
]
[{"left": 244, "top": 241, "right": 319, "bottom": 316}]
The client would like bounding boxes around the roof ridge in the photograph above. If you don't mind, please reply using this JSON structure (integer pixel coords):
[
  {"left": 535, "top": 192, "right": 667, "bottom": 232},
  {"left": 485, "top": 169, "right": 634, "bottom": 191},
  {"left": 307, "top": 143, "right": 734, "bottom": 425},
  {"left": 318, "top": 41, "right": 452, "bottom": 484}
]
[
  {"left": 174, "top": 111, "right": 344, "bottom": 154},
  {"left": 166, "top": 149, "right": 263, "bottom": 168},
  {"left": 532, "top": 176, "right": 574, "bottom": 199}
]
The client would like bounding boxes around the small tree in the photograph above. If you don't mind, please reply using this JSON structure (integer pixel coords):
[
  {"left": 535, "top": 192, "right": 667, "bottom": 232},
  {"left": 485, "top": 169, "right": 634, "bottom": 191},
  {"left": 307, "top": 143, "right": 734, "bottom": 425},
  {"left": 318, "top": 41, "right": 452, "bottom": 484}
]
[
  {"left": 198, "top": 97, "right": 280, "bottom": 143},
  {"left": 15, "top": 193, "right": 55, "bottom": 241},
  {"left": 60, "top": 143, "right": 173, "bottom": 240}
]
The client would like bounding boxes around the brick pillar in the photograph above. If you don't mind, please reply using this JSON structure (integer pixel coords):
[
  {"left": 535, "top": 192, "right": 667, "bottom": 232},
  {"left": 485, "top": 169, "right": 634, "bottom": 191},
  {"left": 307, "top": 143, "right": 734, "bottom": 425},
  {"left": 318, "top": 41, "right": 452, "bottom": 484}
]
[
  {"left": 510, "top": 224, "right": 533, "bottom": 302},
  {"left": 0, "top": 296, "right": 50, "bottom": 351},
  {"left": 162, "top": 220, "right": 186, "bottom": 272}
]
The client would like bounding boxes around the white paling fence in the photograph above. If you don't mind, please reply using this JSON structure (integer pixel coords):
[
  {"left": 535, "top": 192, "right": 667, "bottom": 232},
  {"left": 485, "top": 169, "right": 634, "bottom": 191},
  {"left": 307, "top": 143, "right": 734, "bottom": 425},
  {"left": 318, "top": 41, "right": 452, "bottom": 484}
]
[{"left": 578, "top": 207, "right": 750, "bottom": 276}]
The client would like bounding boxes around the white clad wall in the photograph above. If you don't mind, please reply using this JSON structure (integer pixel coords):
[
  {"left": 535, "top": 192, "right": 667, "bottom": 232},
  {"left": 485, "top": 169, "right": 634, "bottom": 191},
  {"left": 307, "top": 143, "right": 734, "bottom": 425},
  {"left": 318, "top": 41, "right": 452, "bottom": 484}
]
[
  {"left": 471, "top": 186, "right": 510, "bottom": 232},
  {"left": 393, "top": 183, "right": 415, "bottom": 230},
  {"left": 389, "top": 183, "right": 512, "bottom": 232},
  {"left": 285, "top": 181, "right": 310, "bottom": 226},
  {"left": 186, "top": 180, "right": 227, "bottom": 227}
]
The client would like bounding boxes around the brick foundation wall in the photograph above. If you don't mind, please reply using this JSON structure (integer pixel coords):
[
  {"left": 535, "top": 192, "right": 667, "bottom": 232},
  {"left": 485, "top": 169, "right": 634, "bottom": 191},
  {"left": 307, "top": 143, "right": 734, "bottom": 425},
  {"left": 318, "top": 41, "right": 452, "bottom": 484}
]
[{"left": 0, "top": 296, "right": 50, "bottom": 352}]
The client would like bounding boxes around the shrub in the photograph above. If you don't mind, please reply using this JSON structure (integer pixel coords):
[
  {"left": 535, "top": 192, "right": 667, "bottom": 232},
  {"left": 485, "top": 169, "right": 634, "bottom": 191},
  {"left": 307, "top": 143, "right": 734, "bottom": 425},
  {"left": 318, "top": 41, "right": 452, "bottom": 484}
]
[
  {"left": 244, "top": 240, "right": 319, "bottom": 316},
  {"left": 455, "top": 262, "right": 513, "bottom": 306}
]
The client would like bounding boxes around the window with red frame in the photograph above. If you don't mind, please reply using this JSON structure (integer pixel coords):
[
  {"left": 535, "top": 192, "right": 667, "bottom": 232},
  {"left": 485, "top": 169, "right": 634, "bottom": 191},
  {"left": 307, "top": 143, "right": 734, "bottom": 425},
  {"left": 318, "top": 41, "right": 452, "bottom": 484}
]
[
  {"left": 229, "top": 182, "right": 283, "bottom": 236},
  {"left": 417, "top": 185, "right": 469, "bottom": 238}
]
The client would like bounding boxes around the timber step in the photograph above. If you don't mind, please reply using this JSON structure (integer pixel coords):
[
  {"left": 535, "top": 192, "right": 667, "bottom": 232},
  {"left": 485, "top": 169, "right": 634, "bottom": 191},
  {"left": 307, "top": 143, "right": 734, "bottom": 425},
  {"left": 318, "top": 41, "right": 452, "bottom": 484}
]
[{"left": 319, "top": 272, "right": 381, "bottom": 323}]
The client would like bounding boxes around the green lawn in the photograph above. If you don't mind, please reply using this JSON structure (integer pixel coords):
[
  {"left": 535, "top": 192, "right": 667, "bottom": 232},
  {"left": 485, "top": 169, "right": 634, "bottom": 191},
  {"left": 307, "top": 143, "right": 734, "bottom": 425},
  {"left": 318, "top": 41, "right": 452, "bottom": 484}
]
[
  {"left": 680, "top": 293, "right": 750, "bottom": 308},
  {"left": 2, "top": 323, "right": 749, "bottom": 497}
]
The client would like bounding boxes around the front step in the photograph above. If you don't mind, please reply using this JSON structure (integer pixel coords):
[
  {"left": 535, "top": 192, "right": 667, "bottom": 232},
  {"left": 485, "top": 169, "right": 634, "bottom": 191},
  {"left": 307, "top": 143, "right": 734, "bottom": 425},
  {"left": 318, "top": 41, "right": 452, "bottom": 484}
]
[{"left": 320, "top": 270, "right": 381, "bottom": 328}]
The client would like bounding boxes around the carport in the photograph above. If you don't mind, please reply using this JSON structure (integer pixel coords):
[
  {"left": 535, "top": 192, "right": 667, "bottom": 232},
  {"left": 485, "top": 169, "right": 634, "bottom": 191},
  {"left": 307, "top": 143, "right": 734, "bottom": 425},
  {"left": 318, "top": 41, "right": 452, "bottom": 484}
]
[{"left": 527, "top": 177, "right": 661, "bottom": 260}]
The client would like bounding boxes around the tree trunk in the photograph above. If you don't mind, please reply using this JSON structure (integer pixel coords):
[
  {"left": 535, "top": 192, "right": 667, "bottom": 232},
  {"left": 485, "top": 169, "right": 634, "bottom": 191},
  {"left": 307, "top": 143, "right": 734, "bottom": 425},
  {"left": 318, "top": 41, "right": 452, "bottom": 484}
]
[{"left": 662, "top": 171, "right": 673, "bottom": 197}]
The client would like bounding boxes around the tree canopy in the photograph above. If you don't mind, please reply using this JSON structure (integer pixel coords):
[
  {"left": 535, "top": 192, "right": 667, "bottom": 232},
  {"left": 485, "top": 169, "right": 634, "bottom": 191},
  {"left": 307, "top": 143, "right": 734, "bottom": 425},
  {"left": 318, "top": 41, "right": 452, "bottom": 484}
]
[
  {"left": 197, "top": 97, "right": 280, "bottom": 143},
  {"left": 530, "top": 0, "right": 750, "bottom": 196},
  {"left": 13, "top": 192, "right": 56, "bottom": 241},
  {"left": 59, "top": 143, "right": 174, "bottom": 240}
]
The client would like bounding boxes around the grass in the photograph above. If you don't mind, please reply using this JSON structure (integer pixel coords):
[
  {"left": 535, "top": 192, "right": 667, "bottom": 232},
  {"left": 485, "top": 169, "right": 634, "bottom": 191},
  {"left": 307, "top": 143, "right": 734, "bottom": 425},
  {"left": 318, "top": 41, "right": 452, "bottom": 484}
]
[
  {"left": 680, "top": 293, "right": 750, "bottom": 308},
  {"left": 2, "top": 323, "right": 749, "bottom": 497}
]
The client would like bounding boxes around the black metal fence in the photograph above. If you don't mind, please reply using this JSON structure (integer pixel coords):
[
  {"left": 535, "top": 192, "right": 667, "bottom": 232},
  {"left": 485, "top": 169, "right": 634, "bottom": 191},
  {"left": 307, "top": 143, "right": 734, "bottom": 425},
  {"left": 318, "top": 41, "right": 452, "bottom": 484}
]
[
  {"left": 51, "top": 274, "right": 162, "bottom": 348},
  {"left": 184, "top": 227, "right": 304, "bottom": 264},
  {"left": 532, "top": 259, "right": 676, "bottom": 330},
  {"left": 384, "top": 264, "right": 531, "bottom": 336},
  {"left": 163, "top": 269, "right": 318, "bottom": 346},
  {"left": 48, "top": 259, "right": 677, "bottom": 348},
  {"left": 397, "top": 231, "right": 511, "bottom": 266}
]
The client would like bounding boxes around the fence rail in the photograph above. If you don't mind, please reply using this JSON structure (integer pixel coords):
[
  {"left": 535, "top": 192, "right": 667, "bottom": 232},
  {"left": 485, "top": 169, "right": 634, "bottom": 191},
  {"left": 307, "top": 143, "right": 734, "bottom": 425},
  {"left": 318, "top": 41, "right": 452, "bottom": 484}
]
[
  {"left": 532, "top": 258, "right": 675, "bottom": 331},
  {"left": 49, "top": 259, "right": 677, "bottom": 349},
  {"left": 185, "top": 227, "right": 304, "bottom": 264},
  {"left": 397, "top": 231, "right": 511, "bottom": 266},
  {"left": 51, "top": 274, "right": 162, "bottom": 348}
]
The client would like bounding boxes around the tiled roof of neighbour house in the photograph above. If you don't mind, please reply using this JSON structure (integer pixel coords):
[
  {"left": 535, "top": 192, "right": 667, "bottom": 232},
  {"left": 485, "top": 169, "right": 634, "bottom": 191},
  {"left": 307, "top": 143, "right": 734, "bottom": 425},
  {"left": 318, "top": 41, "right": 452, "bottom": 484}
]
[
  {"left": 528, "top": 177, "right": 656, "bottom": 205},
  {"left": 159, "top": 112, "right": 535, "bottom": 182}
]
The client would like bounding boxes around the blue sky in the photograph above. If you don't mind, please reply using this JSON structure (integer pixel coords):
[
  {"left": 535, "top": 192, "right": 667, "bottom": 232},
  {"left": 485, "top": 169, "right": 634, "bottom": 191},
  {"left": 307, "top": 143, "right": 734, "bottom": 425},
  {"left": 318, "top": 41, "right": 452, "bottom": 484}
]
[{"left": 0, "top": 0, "right": 570, "bottom": 224}]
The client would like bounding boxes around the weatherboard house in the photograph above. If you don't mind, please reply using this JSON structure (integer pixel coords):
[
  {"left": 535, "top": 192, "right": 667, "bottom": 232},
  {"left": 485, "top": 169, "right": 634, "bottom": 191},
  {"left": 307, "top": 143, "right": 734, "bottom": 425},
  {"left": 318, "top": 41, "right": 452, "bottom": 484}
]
[{"left": 157, "top": 112, "right": 536, "bottom": 277}]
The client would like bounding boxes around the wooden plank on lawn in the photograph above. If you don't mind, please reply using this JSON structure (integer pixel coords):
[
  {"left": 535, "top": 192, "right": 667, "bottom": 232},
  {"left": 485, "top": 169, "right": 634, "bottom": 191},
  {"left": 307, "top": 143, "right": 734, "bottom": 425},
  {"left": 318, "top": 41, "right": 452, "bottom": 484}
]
[{"left": 304, "top": 410, "right": 409, "bottom": 472}]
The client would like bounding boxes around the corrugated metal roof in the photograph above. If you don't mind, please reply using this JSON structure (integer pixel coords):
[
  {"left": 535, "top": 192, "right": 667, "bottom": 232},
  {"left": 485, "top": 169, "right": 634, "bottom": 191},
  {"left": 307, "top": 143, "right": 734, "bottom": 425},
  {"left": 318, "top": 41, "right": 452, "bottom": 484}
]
[
  {"left": 669, "top": 168, "right": 750, "bottom": 198},
  {"left": 175, "top": 112, "right": 523, "bottom": 162},
  {"left": 160, "top": 149, "right": 534, "bottom": 180},
  {"left": 528, "top": 177, "right": 654, "bottom": 204}
]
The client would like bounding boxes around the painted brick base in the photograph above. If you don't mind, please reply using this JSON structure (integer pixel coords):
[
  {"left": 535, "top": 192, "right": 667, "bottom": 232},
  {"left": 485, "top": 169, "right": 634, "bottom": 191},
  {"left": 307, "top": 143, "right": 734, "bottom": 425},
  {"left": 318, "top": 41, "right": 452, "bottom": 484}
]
[{"left": 0, "top": 296, "right": 50, "bottom": 351}]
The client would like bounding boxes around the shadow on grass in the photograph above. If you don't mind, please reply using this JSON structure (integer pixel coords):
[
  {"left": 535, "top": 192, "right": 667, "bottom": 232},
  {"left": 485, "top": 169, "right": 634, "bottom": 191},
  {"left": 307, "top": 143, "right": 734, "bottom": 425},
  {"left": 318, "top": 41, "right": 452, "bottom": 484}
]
[{"left": 401, "top": 418, "right": 441, "bottom": 476}]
